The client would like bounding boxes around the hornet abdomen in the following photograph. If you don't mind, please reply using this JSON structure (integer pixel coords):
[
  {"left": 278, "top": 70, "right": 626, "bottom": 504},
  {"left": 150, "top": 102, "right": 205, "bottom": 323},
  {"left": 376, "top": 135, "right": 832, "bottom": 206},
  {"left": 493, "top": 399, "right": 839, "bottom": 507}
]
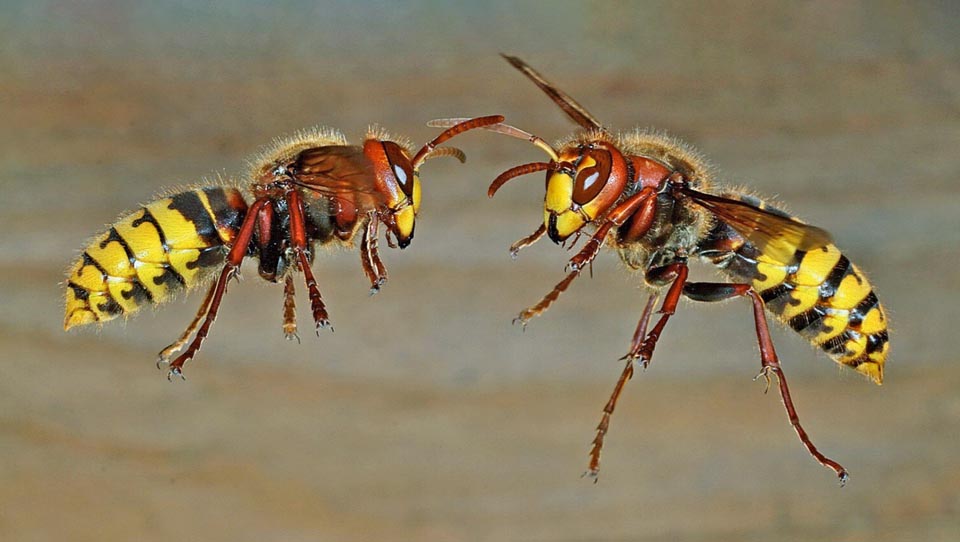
[
  {"left": 705, "top": 193, "right": 889, "bottom": 384},
  {"left": 64, "top": 186, "right": 248, "bottom": 329}
]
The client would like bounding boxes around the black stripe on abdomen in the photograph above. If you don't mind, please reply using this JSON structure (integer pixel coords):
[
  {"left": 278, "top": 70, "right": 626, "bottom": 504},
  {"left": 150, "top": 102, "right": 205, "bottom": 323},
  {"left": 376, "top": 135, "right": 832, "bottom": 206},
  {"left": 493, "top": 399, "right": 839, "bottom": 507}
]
[
  {"left": 819, "top": 254, "right": 851, "bottom": 300},
  {"left": 848, "top": 291, "right": 879, "bottom": 327},
  {"left": 167, "top": 190, "right": 219, "bottom": 245},
  {"left": 788, "top": 305, "right": 832, "bottom": 338},
  {"left": 866, "top": 330, "right": 889, "bottom": 354},
  {"left": 100, "top": 226, "right": 155, "bottom": 304},
  {"left": 132, "top": 208, "right": 169, "bottom": 250},
  {"left": 820, "top": 333, "right": 851, "bottom": 356},
  {"left": 202, "top": 187, "right": 246, "bottom": 242}
]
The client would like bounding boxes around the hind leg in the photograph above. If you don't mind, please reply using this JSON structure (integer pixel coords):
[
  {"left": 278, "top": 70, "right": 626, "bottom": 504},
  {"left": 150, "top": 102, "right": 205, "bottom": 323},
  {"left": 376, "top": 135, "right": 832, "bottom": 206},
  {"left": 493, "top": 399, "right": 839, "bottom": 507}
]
[
  {"left": 684, "top": 281, "right": 849, "bottom": 484},
  {"left": 160, "top": 198, "right": 269, "bottom": 379}
]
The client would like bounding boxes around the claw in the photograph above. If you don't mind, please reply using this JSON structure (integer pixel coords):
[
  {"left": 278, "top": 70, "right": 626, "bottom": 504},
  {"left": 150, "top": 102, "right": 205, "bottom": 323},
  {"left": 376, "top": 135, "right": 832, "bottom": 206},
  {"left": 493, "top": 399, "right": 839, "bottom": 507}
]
[
  {"left": 580, "top": 469, "right": 600, "bottom": 484},
  {"left": 157, "top": 343, "right": 179, "bottom": 365},
  {"left": 369, "top": 277, "right": 386, "bottom": 296},
  {"left": 315, "top": 320, "right": 333, "bottom": 335},
  {"left": 167, "top": 366, "right": 185, "bottom": 381},
  {"left": 838, "top": 471, "right": 850, "bottom": 487},
  {"left": 618, "top": 351, "right": 647, "bottom": 370},
  {"left": 284, "top": 331, "right": 301, "bottom": 343},
  {"left": 512, "top": 316, "right": 529, "bottom": 331},
  {"left": 753, "top": 366, "right": 774, "bottom": 394}
]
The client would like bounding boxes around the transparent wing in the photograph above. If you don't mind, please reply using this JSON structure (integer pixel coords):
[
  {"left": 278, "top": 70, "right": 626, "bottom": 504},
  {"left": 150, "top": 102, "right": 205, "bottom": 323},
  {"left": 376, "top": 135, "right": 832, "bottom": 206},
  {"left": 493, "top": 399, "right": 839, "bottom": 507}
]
[
  {"left": 686, "top": 188, "right": 833, "bottom": 264},
  {"left": 291, "top": 146, "right": 387, "bottom": 212}
]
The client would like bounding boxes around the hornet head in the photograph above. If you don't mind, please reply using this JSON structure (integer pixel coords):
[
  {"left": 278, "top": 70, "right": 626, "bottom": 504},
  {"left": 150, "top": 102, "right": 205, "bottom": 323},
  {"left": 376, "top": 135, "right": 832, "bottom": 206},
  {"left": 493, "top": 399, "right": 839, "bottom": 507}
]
[{"left": 365, "top": 115, "right": 505, "bottom": 248}]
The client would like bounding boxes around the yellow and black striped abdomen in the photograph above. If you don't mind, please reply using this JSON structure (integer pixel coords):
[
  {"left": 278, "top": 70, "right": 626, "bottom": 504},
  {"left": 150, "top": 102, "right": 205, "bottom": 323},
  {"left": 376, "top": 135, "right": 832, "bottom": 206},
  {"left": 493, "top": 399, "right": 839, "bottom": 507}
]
[
  {"left": 64, "top": 186, "right": 248, "bottom": 329},
  {"left": 750, "top": 244, "right": 889, "bottom": 384},
  {"left": 708, "top": 192, "right": 889, "bottom": 384}
]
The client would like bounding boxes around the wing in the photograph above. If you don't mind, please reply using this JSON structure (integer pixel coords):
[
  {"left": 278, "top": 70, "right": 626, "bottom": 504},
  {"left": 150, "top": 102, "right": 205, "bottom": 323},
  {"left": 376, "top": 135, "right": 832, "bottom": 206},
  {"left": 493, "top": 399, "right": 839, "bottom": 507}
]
[
  {"left": 501, "top": 54, "right": 606, "bottom": 132},
  {"left": 685, "top": 188, "right": 834, "bottom": 264},
  {"left": 292, "top": 146, "right": 387, "bottom": 212}
]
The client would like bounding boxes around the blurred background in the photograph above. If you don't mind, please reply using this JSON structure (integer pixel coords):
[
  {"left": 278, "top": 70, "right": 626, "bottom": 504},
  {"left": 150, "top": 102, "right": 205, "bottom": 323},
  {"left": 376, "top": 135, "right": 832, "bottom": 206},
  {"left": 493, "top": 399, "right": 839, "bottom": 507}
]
[{"left": 2, "top": 1, "right": 959, "bottom": 540}]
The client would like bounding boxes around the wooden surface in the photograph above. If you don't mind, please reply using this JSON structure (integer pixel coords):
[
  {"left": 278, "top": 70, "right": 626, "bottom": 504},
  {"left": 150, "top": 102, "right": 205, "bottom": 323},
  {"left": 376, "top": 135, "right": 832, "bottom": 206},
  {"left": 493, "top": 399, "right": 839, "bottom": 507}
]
[{"left": 1, "top": 2, "right": 959, "bottom": 540}]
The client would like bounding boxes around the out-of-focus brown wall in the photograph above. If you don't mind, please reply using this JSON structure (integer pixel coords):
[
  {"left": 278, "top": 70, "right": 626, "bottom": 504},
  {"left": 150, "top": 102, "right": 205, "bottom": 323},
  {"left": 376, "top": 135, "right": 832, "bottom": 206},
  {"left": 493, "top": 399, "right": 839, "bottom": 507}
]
[{"left": 1, "top": 2, "right": 958, "bottom": 541}]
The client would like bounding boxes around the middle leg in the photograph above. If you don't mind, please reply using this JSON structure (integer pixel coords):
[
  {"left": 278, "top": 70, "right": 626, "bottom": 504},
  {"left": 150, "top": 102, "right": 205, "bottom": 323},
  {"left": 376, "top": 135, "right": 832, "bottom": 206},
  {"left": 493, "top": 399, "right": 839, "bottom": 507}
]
[
  {"left": 625, "top": 261, "right": 689, "bottom": 367},
  {"left": 586, "top": 292, "right": 659, "bottom": 480},
  {"left": 287, "top": 189, "right": 331, "bottom": 333}
]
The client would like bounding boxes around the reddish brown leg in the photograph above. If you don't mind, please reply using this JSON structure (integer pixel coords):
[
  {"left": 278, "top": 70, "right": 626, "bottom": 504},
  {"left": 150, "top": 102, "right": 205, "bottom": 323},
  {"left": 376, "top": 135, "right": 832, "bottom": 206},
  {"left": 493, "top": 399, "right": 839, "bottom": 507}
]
[
  {"left": 282, "top": 274, "right": 299, "bottom": 342},
  {"left": 566, "top": 188, "right": 654, "bottom": 274},
  {"left": 566, "top": 221, "right": 614, "bottom": 273},
  {"left": 359, "top": 214, "right": 387, "bottom": 294},
  {"left": 629, "top": 262, "right": 689, "bottom": 367},
  {"left": 359, "top": 215, "right": 379, "bottom": 294},
  {"left": 515, "top": 188, "right": 657, "bottom": 326},
  {"left": 162, "top": 198, "right": 268, "bottom": 379},
  {"left": 287, "top": 189, "right": 331, "bottom": 333},
  {"left": 683, "top": 282, "right": 849, "bottom": 484},
  {"left": 586, "top": 292, "right": 659, "bottom": 480},
  {"left": 384, "top": 229, "right": 398, "bottom": 249},
  {"left": 621, "top": 293, "right": 660, "bottom": 362},
  {"left": 509, "top": 223, "right": 546, "bottom": 259},
  {"left": 157, "top": 279, "right": 216, "bottom": 365},
  {"left": 570, "top": 187, "right": 657, "bottom": 273},
  {"left": 368, "top": 215, "right": 388, "bottom": 288},
  {"left": 514, "top": 269, "right": 580, "bottom": 326}
]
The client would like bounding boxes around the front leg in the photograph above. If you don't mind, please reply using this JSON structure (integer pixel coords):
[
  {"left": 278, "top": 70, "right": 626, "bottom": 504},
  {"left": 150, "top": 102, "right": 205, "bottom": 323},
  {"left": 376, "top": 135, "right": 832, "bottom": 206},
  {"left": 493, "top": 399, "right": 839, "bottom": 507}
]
[
  {"left": 359, "top": 213, "right": 386, "bottom": 295},
  {"left": 509, "top": 223, "right": 546, "bottom": 259},
  {"left": 568, "top": 187, "right": 657, "bottom": 273},
  {"left": 368, "top": 214, "right": 388, "bottom": 290},
  {"left": 683, "top": 281, "right": 849, "bottom": 484},
  {"left": 515, "top": 188, "right": 657, "bottom": 326}
]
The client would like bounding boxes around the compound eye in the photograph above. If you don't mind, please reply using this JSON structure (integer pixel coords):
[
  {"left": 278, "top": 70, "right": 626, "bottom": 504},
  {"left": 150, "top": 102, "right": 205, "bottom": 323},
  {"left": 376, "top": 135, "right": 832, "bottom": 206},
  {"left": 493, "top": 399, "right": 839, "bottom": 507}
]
[
  {"left": 383, "top": 142, "right": 415, "bottom": 198},
  {"left": 572, "top": 149, "right": 612, "bottom": 205}
]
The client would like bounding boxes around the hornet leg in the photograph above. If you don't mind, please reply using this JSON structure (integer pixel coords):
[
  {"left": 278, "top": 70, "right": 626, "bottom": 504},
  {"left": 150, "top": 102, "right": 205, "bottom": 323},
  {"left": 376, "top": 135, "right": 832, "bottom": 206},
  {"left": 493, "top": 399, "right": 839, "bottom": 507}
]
[
  {"left": 509, "top": 223, "right": 546, "bottom": 259},
  {"left": 282, "top": 274, "right": 299, "bottom": 342},
  {"left": 683, "top": 281, "right": 849, "bottom": 485},
  {"left": 514, "top": 187, "right": 657, "bottom": 326},
  {"left": 157, "top": 279, "right": 216, "bottom": 365},
  {"left": 628, "top": 261, "right": 690, "bottom": 368},
  {"left": 368, "top": 214, "right": 388, "bottom": 291},
  {"left": 162, "top": 198, "right": 269, "bottom": 379},
  {"left": 586, "top": 292, "right": 659, "bottom": 480},
  {"left": 287, "top": 189, "right": 331, "bottom": 333}
]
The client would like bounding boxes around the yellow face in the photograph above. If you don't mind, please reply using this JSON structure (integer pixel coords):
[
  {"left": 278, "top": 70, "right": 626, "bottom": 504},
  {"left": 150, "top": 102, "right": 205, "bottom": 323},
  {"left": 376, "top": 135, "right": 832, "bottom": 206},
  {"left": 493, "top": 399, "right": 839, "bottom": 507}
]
[
  {"left": 393, "top": 170, "right": 421, "bottom": 243},
  {"left": 412, "top": 171, "right": 422, "bottom": 214},
  {"left": 544, "top": 166, "right": 584, "bottom": 241},
  {"left": 543, "top": 146, "right": 620, "bottom": 243}
]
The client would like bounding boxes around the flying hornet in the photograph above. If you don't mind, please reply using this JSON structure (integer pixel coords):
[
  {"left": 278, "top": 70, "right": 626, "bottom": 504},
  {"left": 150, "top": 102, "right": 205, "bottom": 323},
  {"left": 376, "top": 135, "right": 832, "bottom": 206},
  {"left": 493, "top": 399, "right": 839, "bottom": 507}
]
[
  {"left": 433, "top": 56, "right": 888, "bottom": 484},
  {"left": 65, "top": 116, "right": 503, "bottom": 379}
]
